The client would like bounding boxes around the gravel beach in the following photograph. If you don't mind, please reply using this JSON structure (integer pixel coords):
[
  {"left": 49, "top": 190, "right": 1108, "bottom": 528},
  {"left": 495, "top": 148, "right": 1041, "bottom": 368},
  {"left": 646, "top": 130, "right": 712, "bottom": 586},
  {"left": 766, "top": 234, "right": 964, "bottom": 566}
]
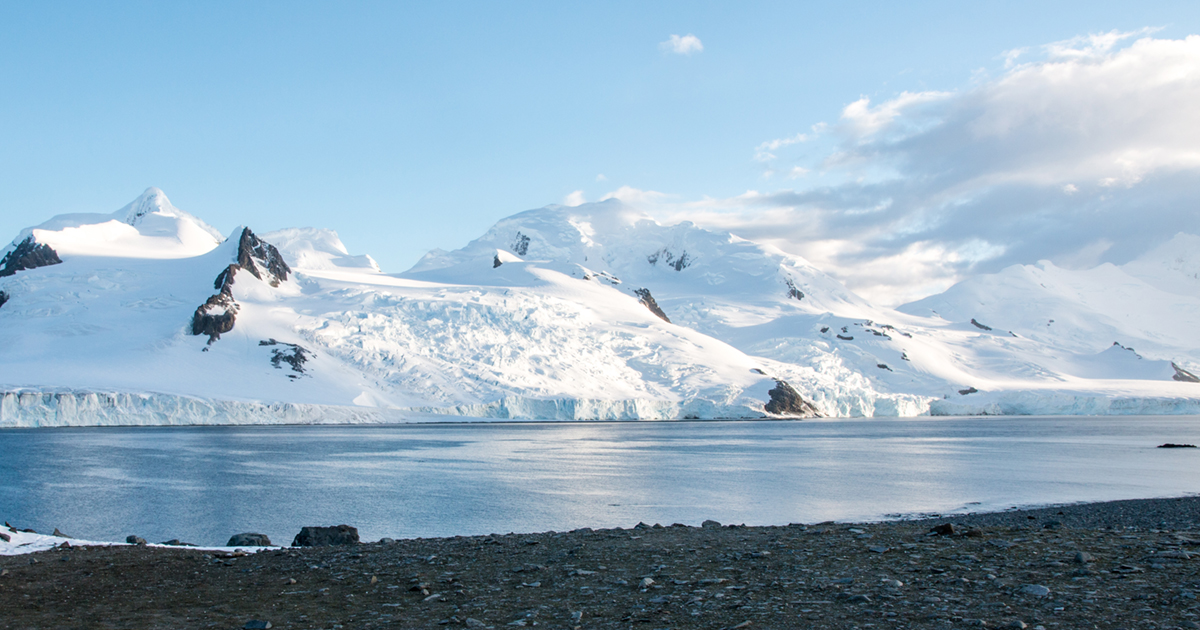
[{"left": 4, "top": 496, "right": 1200, "bottom": 629}]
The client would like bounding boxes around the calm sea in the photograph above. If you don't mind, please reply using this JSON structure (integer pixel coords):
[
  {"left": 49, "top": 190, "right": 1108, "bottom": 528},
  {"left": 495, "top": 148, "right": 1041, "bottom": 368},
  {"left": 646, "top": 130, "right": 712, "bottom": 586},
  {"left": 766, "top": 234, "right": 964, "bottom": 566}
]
[{"left": 2, "top": 416, "right": 1198, "bottom": 546}]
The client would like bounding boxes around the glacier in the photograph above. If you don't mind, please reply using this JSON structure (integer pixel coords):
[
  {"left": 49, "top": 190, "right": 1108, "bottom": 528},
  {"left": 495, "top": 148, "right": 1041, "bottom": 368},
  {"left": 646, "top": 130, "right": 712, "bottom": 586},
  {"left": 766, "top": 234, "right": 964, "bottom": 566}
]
[{"left": 0, "top": 187, "right": 1197, "bottom": 426}]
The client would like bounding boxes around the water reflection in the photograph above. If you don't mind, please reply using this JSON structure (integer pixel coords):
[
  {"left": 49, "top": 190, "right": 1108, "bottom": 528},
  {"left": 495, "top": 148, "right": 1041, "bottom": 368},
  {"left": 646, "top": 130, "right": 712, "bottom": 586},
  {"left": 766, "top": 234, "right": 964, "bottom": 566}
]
[{"left": 1, "top": 416, "right": 1198, "bottom": 546}]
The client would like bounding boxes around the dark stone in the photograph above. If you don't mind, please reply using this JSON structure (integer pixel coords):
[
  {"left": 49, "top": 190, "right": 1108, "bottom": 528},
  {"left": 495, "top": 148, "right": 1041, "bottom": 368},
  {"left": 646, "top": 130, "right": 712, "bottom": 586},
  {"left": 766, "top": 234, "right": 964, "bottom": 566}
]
[
  {"left": 647, "top": 248, "right": 690, "bottom": 271},
  {"left": 292, "top": 524, "right": 359, "bottom": 547},
  {"left": 493, "top": 254, "right": 503, "bottom": 268},
  {"left": 1158, "top": 443, "right": 1198, "bottom": 448},
  {"left": 512, "top": 232, "right": 530, "bottom": 256},
  {"left": 0, "top": 236, "right": 63, "bottom": 277},
  {"left": 236, "top": 228, "right": 290, "bottom": 287},
  {"left": 52, "top": 528, "right": 70, "bottom": 538},
  {"left": 764, "top": 379, "right": 821, "bottom": 417},
  {"left": 0, "top": 532, "right": 9, "bottom": 542},
  {"left": 970, "top": 318, "right": 993, "bottom": 331},
  {"left": 159, "top": 539, "right": 197, "bottom": 546},
  {"left": 191, "top": 292, "right": 238, "bottom": 343},
  {"left": 786, "top": 278, "right": 804, "bottom": 300},
  {"left": 929, "top": 523, "right": 955, "bottom": 536},
  {"left": 701, "top": 520, "right": 721, "bottom": 529},
  {"left": 633, "top": 288, "right": 670, "bottom": 323},
  {"left": 959, "top": 387, "right": 979, "bottom": 395},
  {"left": 836, "top": 334, "right": 853, "bottom": 340},
  {"left": 243, "top": 621, "right": 273, "bottom": 630},
  {"left": 877, "top": 363, "right": 892, "bottom": 371},
  {"left": 0, "top": 290, "right": 8, "bottom": 309},
  {"left": 1172, "top": 363, "right": 1200, "bottom": 383},
  {"left": 1042, "top": 520, "right": 1063, "bottom": 530},
  {"left": 228, "top": 532, "right": 273, "bottom": 547},
  {"left": 126, "top": 535, "right": 147, "bottom": 545},
  {"left": 259, "top": 339, "right": 311, "bottom": 375}
]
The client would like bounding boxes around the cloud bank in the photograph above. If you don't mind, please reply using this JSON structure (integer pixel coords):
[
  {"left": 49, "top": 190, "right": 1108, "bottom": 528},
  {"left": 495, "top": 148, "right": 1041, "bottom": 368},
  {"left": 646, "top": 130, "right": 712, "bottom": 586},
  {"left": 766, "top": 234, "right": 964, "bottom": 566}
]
[{"left": 647, "top": 31, "right": 1200, "bottom": 306}]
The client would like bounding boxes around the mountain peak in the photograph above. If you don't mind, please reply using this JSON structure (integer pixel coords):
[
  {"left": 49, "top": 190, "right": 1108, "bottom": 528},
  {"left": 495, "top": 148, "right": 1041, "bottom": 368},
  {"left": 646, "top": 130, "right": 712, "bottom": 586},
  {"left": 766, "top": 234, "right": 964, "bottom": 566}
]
[{"left": 120, "top": 187, "right": 174, "bottom": 226}]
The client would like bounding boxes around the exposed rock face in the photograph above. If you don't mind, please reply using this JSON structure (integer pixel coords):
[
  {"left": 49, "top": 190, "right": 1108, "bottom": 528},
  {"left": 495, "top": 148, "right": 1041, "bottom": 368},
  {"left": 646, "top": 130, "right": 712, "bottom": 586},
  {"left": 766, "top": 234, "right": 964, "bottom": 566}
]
[
  {"left": 0, "top": 236, "right": 63, "bottom": 277},
  {"left": 191, "top": 292, "right": 238, "bottom": 343},
  {"left": 764, "top": 379, "right": 821, "bottom": 417},
  {"left": 236, "top": 228, "right": 291, "bottom": 287},
  {"left": 0, "top": 291, "right": 8, "bottom": 310},
  {"left": 493, "top": 254, "right": 503, "bottom": 268},
  {"left": 292, "top": 525, "right": 359, "bottom": 547},
  {"left": 1173, "top": 363, "right": 1200, "bottom": 383},
  {"left": 512, "top": 232, "right": 530, "bottom": 256},
  {"left": 191, "top": 228, "right": 289, "bottom": 345},
  {"left": 786, "top": 278, "right": 804, "bottom": 300},
  {"left": 633, "top": 288, "right": 670, "bottom": 323},
  {"left": 970, "top": 318, "right": 993, "bottom": 331},
  {"left": 647, "top": 248, "right": 690, "bottom": 271},
  {"left": 260, "top": 339, "right": 312, "bottom": 377},
  {"left": 227, "top": 533, "right": 273, "bottom": 547}
]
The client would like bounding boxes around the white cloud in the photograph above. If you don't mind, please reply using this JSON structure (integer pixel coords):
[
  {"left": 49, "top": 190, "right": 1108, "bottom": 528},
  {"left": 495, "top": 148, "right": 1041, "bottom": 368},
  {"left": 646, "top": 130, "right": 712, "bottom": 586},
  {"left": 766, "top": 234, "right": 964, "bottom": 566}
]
[
  {"left": 660, "top": 34, "right": 703, "bottom": 55},
  {"left": 629, "top": 32, "right": 1200, "bottom": 305},
  {"left": 595, "top": 174, "right": 607, "bottom": 182},
  {"left": 563, "top": 190, "right": 586, "bottom": 207}
]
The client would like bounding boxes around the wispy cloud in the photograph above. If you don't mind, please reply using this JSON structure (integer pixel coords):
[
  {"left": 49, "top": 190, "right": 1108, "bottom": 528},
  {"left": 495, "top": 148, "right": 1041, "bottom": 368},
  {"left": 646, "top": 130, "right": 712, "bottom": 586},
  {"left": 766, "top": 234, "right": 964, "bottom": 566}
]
[
  {"left": 754, "top": 132, "right": 809, "bottom": 162},
  {"left": 660, "top": 34, "right": 703, "bottom": 55},
  {"left": 640, "top": 31, "right": 1200, "bottom": 305}
]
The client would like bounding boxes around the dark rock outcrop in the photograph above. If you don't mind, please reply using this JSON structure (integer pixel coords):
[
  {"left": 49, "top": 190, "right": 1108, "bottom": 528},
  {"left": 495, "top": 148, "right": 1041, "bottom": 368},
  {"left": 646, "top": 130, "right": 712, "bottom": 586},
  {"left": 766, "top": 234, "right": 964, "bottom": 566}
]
[
  {"left": 0, "top": 291, "right": 8, "bottom": 310},
  {"left": 512, "top": 232, "right": 530, "bottom": 256},
  {"left": 192, "top": 291, "right": 238, "bottom": 344},
  {"left": 0, "top": 236, "right": 62, "bottom": 277},
  {"left": 764, "top": 379, "right": 821, "bottom": 417},
  {"left": 633, "top": 288, "right": 670, "bottom": 323},
  {"left": 292, "top": 525, "right": 359, "bottom": 547},
  {"left": 1172, "top": 363, "right": 1200, "bottom": 383},
  {"left": 970, "top": 318, "right": 993, "bottom": 331},
  {"left": 227, "top": 532, "right": 273, "bottom": 547},
  {"left": 786, "top": 278, "right": 804, "bottom": 300},
  {"left": 125, "top": 535, "right": 147, "bottom": 545},
  {"left": 493, "top": 254, "right": 503, "bottom": 268},
  {"left": 647, "top": 248, "right": 690, "bottom": 271},
  {"left": 959, "top": 386, "right": 979, "bottom": 395},
  {"left": 236, "top": 228, "right": 290, "bottom": 287},
  {"left": 191, "top": 228, "right": 289, "bottom": 345},
  {"left": 1158, "top": 443, "right": 1197, "bottom": 448},
  {"left": 260, "top": 339, "right": 312, "bottom": 377}
]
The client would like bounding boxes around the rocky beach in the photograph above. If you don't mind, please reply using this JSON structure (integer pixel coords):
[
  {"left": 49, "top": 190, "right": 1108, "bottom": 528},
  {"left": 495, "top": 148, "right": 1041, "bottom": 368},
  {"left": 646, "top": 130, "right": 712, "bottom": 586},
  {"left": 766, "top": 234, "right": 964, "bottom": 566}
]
[{"left": 3, "top": 497, "right": 1200, "bottom": 629}]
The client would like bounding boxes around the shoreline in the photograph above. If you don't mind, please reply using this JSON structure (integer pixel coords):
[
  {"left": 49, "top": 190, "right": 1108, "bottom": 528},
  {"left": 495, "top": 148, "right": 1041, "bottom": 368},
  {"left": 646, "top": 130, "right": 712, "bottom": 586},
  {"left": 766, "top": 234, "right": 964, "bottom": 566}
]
[{"left": 4, "top": 496, "right": 1200, "bottom": 629}]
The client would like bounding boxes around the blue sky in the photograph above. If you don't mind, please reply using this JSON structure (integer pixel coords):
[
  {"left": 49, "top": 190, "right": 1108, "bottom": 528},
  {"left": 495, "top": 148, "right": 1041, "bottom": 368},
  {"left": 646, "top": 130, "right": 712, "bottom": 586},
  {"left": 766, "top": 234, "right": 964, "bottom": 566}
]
[{"left": 4, "top": 2, "right": 1200, "bottom": 303}]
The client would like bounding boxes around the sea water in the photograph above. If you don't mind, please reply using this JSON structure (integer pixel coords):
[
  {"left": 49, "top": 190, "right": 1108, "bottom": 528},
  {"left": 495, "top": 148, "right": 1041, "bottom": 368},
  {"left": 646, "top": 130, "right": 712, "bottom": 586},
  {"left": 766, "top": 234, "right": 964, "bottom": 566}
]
[{"left": 1, "top": 416, "right": 1198, "bottom": 546}]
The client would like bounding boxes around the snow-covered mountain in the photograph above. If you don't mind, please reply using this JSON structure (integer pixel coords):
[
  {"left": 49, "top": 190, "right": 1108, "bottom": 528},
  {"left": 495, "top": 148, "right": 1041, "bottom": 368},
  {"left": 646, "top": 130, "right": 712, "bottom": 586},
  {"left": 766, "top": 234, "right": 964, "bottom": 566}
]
[{"left": 0, "top": 188, "right": 1197, "bottom": 426}]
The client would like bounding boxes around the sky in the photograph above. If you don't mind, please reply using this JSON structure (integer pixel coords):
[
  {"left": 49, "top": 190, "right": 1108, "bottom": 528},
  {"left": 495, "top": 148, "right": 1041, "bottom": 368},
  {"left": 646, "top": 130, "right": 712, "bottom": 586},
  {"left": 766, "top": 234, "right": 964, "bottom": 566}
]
[{"left": 3, "top": 1, "right": 1200, "bottom": 305}]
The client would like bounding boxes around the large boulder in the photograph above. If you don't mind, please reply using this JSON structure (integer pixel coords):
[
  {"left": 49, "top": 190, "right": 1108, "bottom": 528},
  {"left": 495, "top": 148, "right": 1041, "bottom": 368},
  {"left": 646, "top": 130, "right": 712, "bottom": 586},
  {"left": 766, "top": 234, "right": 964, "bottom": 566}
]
[
  {"left": 291, "top": 525, "right": 359, "bottom": 547},
  {"left": 227, "top": 532, "right": 273, "bottom": 547}
]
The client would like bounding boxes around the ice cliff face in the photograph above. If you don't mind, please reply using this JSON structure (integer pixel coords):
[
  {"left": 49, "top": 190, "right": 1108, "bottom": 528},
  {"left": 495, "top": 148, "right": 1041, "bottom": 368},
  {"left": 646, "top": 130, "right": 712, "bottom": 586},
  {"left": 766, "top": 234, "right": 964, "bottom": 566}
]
[{"left": 0, "top": 189, "right": 1197, "bottom": 426}]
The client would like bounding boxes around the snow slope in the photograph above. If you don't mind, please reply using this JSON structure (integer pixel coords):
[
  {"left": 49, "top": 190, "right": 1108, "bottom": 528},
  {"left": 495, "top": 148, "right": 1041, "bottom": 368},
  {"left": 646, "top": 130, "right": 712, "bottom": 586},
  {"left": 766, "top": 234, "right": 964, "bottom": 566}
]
[{"left": 0, "top": 189, "right": 1197, "bottom": 426}]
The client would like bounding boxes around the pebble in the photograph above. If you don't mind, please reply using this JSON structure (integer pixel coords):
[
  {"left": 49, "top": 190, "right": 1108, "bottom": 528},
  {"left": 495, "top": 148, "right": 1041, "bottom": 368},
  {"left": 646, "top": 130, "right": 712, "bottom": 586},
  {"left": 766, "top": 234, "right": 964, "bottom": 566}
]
[
  {"left": 638, "top": 577, "right": 655, "bottom": 589},
  {"left": 1073, "top": 551, "right": 1092, "bottom": 563},
  {"left": 1020, "top": 584, "right": 1051, "bottom": 597}
]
